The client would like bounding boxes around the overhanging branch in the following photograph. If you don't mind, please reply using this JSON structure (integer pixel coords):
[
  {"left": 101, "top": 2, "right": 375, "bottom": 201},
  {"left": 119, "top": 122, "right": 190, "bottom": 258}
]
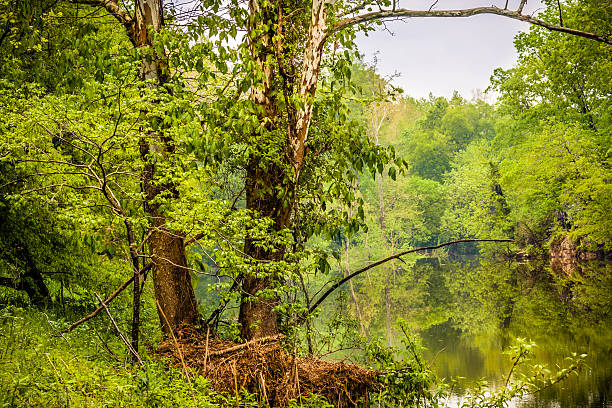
[
  {"left": 71, "top": 0, "right": 136, "bottom": 44},
  {"left": 303, "top": 238, "right": 513, "bottom": 320},
  {"left": 332, "top": 7, "right": 612, "bottom": 45}
]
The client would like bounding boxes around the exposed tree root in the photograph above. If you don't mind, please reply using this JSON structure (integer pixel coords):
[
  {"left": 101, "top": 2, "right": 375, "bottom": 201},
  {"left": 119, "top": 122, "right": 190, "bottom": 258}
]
[{"left": 156, "top": 327, "right": 379, "bottom": 407}]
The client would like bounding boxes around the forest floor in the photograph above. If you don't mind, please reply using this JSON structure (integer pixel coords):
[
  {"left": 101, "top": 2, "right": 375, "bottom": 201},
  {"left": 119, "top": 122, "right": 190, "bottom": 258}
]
[{"left": 156, "top": 327, "right": 379, "bottom": 408}]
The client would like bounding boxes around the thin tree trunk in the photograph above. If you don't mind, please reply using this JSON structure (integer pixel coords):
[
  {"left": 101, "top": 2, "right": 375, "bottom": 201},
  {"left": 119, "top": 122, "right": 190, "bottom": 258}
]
[
  {"left": 133, "top": 0, "right": 198, "bottom": 334},
  {"left": 384, "top": 275, "right": 392, "bottom": 347},
  {"left": 370, "top": 102, "right": 393, "bottom": 347},
  {"left": 125, "top": 222, "right": 141, "bottom": 359},
  {"left": 344, "top": 236, "right": 367, "bottom": 337}
]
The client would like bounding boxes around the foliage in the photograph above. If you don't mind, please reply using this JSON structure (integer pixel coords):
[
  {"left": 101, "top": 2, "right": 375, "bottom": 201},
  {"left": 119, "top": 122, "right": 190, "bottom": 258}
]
[
  {"left": 0, "top": 0, "right": 610, "bottom": 406},
  {"left": 0, "top": 305, "right": 339, "bottom": 408},
  {"left": 366, "top": 319, "right": 439, "bottom": 407}
]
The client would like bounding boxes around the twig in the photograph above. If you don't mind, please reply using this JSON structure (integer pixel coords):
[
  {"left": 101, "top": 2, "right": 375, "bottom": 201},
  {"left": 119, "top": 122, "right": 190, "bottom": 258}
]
[
  {"left": 232, "top": 361, "right": 239, "bottom": 405},
  {"left": 94, "top": 292, "right": 142, "bottom": 365},
  {"left": 63, "top": 263, "right": 152, "bottom": 333},
  {"left": 155, "top": 299, "right": 198, "bottom": 408},
  {"left": 204, "top": 327, "right": 210, "bottom": 371},
  {"left": 93, "top": 327, "right": 121, "bottom": 362},
  {"left": 208, "top": 334, "right": 283, "bottom": 357},
  {"left": 259, "top": 372, "right": 269, "bottom": 406},
  {"left": 62, "top": 276, "right": 134, "bottom": 333}
]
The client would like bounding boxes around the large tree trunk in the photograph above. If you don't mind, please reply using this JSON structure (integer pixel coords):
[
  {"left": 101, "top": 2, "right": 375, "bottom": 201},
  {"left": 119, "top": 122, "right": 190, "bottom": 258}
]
[
  {"left": 238, "top": 0, "right": 290, "bottom": 340},
  {"left": 237, "top": 0, "right": 330, "bottom": 341},
  {"left": 239, "top": 157, "right": 292, "bottom": 340},
  {"left": 134, "top": 0, "right": 198, "bottom": 334}
]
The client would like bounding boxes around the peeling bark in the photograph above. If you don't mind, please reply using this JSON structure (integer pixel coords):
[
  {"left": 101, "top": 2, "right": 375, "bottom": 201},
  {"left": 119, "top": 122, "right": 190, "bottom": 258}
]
[{"left": 293, "top": 0, "right": 328, "bottom": 178}]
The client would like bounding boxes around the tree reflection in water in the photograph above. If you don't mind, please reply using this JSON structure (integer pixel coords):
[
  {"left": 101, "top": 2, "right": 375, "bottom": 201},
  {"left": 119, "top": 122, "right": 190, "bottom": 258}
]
[{"left": 383, "top": 256, "right": 611, "bottom": 407}]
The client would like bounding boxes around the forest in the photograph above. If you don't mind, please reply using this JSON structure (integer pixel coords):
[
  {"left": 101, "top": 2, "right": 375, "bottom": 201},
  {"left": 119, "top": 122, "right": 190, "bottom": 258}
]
[{"left": 0, "top": 0, "right": 610, "bottom": 406}]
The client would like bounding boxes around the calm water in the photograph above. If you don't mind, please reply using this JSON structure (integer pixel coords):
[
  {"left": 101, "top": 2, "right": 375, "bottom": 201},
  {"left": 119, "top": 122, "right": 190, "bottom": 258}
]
[{"left": 388, "top": 256, "right": 612, "bottom": 407}]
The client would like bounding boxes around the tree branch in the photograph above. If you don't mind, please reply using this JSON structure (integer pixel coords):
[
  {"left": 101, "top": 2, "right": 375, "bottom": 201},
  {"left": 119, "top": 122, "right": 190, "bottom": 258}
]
[
  {"left": 304, "top": 238, "right": 513, "bottom": 320},
  {"left": 332, "top": 7, "right": 612, "bottom": 45},
  {"left": 61, "top": 262, "right": 152, "bottom": 333},
  {"left": 94, "top": 292, "right": 142, "bottom": 365},
  {"left": 208, "top": 334, "right": 283, "bottom": 357},
  {"left": 70, "top": 0, "right": 136, "bottom": 44}
]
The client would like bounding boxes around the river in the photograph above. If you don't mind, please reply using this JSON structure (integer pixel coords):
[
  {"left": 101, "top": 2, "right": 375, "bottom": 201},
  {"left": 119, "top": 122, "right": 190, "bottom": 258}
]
[{"left": 407, "top": 256, "right": 612, "bottom": 407}]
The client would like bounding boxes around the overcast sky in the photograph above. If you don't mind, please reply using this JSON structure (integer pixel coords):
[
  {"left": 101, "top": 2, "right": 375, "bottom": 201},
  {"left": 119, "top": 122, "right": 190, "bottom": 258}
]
[{"left": 354, "top": 0, "right": 544, "bottom": 100}]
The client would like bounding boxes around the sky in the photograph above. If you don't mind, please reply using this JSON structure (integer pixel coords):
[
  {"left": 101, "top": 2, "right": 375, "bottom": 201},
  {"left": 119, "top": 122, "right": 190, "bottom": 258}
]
[{"left": 354, "top": 0, "right": 544, "bottom": 100}]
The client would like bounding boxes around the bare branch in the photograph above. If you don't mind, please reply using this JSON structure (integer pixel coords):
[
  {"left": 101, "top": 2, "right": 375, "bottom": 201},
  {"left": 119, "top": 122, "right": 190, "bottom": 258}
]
[
  {"left": 16, "top": 158, "right": 91, "bottom": 169},
  {"left": 0, "top": 171, "right": 94, "bottom": 190},
  {"left": 332, "top": 6, "right": 612, "bottom": 45},
  {"left": 70, "top": 0, "right": 136, "bottom": 44},
  {"left": 61, "top": 263, "right": 153, "bottom": 333},
  {"left": 94, "top": 292, "right": 142, "bottom": 365},
  {"left": 556, "top": 0, "right": 564, "bottom": 27},
  {"left": 20, "top": 183, "right": 102, "bottom": 195},
  {"left": 304, "top": 238, "right": 513, "bottom": 320}
]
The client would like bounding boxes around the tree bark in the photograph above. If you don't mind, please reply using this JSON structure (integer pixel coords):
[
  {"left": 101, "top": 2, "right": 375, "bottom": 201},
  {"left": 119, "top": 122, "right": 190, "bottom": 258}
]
[
  {"left": 239, "top": 158, "right": 291, "bottom": 340},
  {"left": 73, "top": 0, "right": 199, "bottom": 337},
  {"left": 238, "top": 0, "right": 296, "bottom": 340},
  {"left": 384, "top": 274, "right": 392, "bottom": 347}
]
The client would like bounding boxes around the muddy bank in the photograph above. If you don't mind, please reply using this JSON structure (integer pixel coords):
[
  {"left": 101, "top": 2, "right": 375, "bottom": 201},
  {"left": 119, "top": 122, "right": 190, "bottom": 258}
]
[{"left": 549, "top": 236, "right": 609, "bottom": 275}]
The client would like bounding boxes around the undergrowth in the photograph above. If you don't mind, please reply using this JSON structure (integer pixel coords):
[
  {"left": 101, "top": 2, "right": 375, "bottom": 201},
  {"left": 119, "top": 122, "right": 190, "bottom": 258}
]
[{"left": 0, "top": 305, "right": 329, "bottom": 408}]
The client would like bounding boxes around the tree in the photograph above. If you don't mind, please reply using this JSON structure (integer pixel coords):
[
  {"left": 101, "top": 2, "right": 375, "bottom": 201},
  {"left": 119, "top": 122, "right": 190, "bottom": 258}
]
[
  {"left": 0, "top": 1, "right": 205, "bottom": 361},
  {"left": 212, "top": 0, "right": 611, "bottom": 340},
  {"left": 3, "top": 0, "right": 609, "bottom": 345},
  {"left": 64, "top": 0, "right": 200, "bottom": 333},
  {"left": 487, "top": 0, "right": 612, "bottom": 251}
]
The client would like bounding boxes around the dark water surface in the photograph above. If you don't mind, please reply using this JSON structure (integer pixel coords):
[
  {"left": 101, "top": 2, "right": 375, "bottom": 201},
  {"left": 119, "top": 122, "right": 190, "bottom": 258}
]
[{"left": 412, "top": 257, "right": 612, "bottom": 407}]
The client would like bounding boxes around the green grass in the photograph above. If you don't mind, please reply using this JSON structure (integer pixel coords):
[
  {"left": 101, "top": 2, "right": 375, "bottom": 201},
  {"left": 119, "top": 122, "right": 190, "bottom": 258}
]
[{"left": 0, "top": 305, "right": 246, "bottom": 407}]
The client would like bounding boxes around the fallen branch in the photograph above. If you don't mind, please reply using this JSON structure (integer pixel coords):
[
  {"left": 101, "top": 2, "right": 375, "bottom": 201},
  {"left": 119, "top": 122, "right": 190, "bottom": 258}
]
[
  {"left": 208, "top": 334, "right": 283, "bottom": 357},
  {"left": 94, "top": 292, "right": 142, "bottom": 365},
  {"left": 62, "top": 263, "right": 152, "bottom": 333},
  {"left": 304, "top": 238, "right": 513, "bottom": 319}
]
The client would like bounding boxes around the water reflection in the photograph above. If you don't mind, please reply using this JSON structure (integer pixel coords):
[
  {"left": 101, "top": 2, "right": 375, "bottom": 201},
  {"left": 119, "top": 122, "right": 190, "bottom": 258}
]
[{"left": 403, "top": 257, "right": 611, "bottom": 407}]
